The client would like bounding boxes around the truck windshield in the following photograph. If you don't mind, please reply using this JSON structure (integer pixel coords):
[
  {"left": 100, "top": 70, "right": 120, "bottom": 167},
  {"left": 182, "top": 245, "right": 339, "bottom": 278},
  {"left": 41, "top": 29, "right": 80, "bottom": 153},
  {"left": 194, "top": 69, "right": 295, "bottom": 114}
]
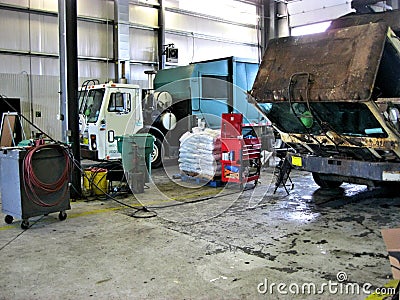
[
  {"left": 258, "top": 102, "right": 387, "bottom": 138},
  {"left": 80, "top": 88, "right": 105, "bottom": 123}
]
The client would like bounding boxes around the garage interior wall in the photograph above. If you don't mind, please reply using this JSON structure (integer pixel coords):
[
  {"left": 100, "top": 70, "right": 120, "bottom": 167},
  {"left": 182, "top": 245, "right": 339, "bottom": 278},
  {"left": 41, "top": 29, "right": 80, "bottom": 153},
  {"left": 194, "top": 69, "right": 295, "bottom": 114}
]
[
  {"left": 0, "top": 0, "right": 398, "bottom": 141},
  {"left": 0, "top": 0, "right": 261, "bottom": 140}
]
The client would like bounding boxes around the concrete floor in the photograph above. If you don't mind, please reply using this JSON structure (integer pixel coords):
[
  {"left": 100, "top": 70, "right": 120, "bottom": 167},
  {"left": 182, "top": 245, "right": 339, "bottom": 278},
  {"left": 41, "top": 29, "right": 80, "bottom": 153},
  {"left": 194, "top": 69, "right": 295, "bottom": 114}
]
[{"left": 0, "top": 160, "right": 399, "bottom": 299}]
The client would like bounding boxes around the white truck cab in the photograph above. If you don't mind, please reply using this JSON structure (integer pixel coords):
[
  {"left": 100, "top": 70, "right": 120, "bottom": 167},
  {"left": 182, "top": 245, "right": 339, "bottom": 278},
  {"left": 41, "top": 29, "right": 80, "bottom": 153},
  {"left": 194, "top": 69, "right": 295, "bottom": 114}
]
[{"left": 79, "top": 82, "right": 143, "bottom": 160}]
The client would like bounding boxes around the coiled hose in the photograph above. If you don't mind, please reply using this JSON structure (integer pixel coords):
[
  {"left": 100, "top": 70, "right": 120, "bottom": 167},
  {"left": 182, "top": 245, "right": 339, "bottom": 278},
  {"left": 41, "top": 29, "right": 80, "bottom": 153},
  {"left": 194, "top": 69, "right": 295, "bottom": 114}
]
[{"left": 23, "top": 144, "right": 71, "bottom": 207}]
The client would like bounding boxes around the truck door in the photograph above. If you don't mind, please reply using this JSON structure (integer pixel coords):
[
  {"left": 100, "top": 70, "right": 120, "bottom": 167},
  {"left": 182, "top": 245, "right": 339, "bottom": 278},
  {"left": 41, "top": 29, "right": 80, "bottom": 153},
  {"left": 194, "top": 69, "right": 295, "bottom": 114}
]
[{"left": 104, "top": 88, "right": 142, "bottom": 159}]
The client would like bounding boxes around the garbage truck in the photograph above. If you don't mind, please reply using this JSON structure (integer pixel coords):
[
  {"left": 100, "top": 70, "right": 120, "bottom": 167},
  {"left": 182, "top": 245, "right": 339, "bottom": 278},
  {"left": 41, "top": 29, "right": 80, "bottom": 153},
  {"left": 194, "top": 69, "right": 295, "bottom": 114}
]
[
  {"left": 250, "top": 11, "right": 400, "bottom": 188},
  {"left": 79, "top": 57, "right": 270, "bottom": 168},
  {"left": 78, "top": 80, "right": 143, "bottom": 161}
]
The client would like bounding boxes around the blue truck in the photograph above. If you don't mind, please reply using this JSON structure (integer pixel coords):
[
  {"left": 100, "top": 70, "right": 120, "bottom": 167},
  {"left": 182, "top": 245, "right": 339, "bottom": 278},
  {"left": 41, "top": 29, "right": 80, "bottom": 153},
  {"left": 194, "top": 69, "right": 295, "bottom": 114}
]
[{"left": 144, "top": 56, "right": 269, "bottom": 168}]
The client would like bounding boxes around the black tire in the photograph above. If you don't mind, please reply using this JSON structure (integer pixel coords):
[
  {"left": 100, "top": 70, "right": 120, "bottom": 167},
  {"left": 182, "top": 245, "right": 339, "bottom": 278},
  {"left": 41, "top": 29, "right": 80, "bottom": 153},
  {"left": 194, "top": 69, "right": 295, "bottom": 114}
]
[
  {"left": 151, "top": 136, "right": 163, "bottom": 169},
  {"left": 312, "top": 172, "right": 343, "bottom": 188},
  {"left": 375, "top": 182, "right": 400, "bottom": 196},
  {"left": 4, "top": 215, "right": 13, "bottom": 224},
  {"left": 21, "top": 220, "right": 29, "bottom": 230},
  {"left": 58, "top": 211, "right": 67, "bottom": 221}
]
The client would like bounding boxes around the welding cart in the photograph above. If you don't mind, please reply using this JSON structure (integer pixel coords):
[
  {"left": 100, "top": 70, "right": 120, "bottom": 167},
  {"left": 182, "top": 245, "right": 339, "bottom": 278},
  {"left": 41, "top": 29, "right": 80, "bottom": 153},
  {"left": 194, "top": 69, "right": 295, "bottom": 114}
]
[{"left": 0, "top": 145, "right": 71, "bottom": 229}]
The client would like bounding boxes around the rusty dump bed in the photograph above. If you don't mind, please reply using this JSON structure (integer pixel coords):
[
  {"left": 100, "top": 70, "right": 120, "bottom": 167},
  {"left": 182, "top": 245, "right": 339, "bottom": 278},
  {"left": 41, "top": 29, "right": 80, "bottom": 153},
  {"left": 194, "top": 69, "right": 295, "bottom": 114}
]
[{"left": 251, "top": 23, "right": 400, "bottom": 103}]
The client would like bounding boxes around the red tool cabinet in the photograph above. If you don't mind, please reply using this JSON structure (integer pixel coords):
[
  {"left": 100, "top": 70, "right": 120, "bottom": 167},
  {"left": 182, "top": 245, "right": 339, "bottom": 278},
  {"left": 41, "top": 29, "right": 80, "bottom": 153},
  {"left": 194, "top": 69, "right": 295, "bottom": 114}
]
[{"left": 220, "top": 113, "right": 261, "bottom": 186}]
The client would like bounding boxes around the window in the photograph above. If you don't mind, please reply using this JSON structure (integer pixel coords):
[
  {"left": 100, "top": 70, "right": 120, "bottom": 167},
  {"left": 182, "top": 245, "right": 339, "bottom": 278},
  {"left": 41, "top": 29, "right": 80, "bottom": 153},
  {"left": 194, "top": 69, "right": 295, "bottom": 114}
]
[
  {"left": 108, "top": 92, "right": 131, "bottom": 113},
  {"left": 84, "top": 88, "right": 105, "bottom": 123}
]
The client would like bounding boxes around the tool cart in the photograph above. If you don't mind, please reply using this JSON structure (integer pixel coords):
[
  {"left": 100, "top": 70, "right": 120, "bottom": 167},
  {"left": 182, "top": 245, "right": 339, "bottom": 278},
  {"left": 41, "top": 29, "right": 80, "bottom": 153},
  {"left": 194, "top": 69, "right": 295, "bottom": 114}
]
[{"left": 220, "top": 113, "right": 261, "bottom": 187}]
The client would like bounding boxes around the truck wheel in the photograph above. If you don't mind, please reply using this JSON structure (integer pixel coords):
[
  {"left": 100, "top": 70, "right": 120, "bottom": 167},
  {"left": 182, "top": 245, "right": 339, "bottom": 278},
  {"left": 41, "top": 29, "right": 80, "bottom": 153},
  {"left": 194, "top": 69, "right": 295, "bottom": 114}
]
[
  {"left": 375, "top": 182, "right": 400, "bottom": 196},
  {"left": 312, "top": 173, "right": 343, "bottom": 188},
  {"left": 151, "top": 137, "right": 163, "bottom": 169}
]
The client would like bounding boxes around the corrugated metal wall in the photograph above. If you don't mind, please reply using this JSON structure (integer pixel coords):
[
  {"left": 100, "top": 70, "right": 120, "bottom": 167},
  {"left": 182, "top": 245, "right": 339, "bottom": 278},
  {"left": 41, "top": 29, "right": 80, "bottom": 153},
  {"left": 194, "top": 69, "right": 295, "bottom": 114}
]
[
  {"left": 0, "top": 73, "right": 61, "bottom": 140},
  {"left": 163, "top": 0, "right": 259, "bottom": 66},
  {"left": 0, "top": 0, "right": 261, "bottom": 139},
  {"left": 0, "top": 0, "right": 260, "bottom": 74},
  {"left": 287, "top": 0, "right": 352, "bottom": 28}
]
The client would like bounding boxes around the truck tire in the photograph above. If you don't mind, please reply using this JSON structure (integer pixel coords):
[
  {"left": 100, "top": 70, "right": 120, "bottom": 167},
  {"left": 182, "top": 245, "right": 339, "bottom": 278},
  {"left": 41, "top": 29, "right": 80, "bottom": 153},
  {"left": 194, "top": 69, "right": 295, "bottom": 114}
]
[
  {"left": 151, "top": 137, "right": 163, "bottom": 169},
  {"left": 312, "top": 172, "right": 343, "bottom": 188}
]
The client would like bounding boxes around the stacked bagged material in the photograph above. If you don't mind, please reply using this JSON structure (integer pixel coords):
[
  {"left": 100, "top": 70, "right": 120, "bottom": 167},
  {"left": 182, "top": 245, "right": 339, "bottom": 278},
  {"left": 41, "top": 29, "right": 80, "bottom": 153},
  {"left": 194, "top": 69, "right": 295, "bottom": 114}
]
[{"left": 179, "top": 128, "right": 221, "bottom": 179}]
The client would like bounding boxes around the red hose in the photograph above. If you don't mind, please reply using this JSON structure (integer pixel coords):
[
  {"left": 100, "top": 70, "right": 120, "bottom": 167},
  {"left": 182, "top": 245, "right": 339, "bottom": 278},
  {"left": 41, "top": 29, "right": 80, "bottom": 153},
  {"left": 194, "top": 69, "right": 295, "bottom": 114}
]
[{"left": 23, "top": 144, "right": 71, "bottom": 207}]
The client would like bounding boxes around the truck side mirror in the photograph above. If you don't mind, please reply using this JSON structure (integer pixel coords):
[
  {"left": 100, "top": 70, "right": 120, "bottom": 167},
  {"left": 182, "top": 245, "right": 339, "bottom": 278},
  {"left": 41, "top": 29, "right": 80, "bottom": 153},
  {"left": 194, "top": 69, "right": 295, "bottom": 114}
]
[{"left": 126, "top": 97, "right": 131, "bottom": 113}]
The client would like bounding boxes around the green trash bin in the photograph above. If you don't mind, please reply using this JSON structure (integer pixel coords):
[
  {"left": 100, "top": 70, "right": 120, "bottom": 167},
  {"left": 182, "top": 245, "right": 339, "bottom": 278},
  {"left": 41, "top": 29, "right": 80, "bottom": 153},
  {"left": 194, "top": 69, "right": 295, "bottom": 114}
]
[{"left": 116, "top": 134, "right": 154, "bottom": 183}]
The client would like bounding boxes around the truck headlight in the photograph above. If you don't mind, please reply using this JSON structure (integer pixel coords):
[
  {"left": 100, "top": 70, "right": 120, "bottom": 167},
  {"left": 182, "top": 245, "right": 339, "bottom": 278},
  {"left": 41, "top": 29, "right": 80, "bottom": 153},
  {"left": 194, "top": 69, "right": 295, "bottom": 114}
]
[{"left": 90, "top": 135, "right": 97, "bottom": 150}]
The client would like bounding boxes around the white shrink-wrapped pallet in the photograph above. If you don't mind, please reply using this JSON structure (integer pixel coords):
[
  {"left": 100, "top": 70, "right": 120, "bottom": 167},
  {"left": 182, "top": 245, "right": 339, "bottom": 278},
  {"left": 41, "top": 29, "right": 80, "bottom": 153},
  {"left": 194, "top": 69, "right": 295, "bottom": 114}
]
[{"left": 178, "top": 128, "right": 221, "bottom": 179}]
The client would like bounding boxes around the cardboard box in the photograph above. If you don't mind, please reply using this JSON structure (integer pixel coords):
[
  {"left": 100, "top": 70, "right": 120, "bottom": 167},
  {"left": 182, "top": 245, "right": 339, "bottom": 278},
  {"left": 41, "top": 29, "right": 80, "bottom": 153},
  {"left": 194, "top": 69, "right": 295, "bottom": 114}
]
[{"left": 381, "top": 228, "right": 400, "bottom": 279}]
